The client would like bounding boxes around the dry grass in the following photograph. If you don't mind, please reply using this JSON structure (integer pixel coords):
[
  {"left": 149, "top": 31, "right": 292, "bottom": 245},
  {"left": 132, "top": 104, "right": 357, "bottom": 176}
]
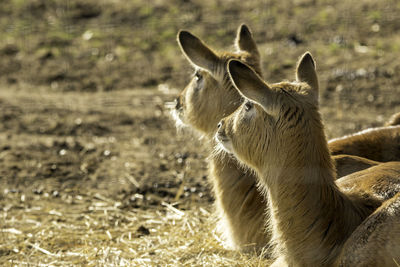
[{"left": 1, "top": 191, "right": 271, "bottom": 266}]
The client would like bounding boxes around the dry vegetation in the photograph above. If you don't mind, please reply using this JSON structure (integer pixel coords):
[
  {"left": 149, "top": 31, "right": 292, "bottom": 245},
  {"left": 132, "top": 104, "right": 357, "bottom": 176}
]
[
  {"left": 1, "top": 190, "right": 271, "bottom": 266},
  {"left": 0, "top": 0, "right": 400, "bottom": 266}
]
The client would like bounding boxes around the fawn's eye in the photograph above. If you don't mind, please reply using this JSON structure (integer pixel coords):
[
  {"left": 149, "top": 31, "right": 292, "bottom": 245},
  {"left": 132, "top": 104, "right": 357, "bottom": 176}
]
[
  {"left": 194, "top": 71, "right": 203, "bottom": 82},
  {"left": 244, "top": 101, "right": 253, "bottom": 112}
]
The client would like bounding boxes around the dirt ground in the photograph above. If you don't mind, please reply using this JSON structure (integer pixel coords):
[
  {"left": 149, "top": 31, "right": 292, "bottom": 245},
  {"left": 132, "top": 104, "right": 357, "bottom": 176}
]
[{"left": 0, "top": 0, "right": 400, "bottom": 266}]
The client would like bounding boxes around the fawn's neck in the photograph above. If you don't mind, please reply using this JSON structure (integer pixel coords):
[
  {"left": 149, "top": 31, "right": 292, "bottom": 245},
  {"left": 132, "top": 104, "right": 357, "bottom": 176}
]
[
  {"left": 208, "top": 137, "right": 256, "bottom": 194},
  {"left": 263, "top": 132, "right": 368, "bottom": 266}
]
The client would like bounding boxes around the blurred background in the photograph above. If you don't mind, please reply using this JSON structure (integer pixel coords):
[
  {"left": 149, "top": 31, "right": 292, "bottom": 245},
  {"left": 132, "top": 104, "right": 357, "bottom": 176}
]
[{"left": 1, "top": 0, "right": 399, "bottom": 265}]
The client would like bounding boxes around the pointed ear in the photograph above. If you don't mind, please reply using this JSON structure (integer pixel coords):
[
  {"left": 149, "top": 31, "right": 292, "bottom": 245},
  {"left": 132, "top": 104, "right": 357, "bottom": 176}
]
[
  {"left": 235, "top": 24, "right": 260, "bottom": 58},
  {"left": 177, "top": 30, "right": 219, "bottom": 72},
  {"left": 296, "top": 52, "right": 319, "bottom": 96},
  {"left": 228, "top": 59, "right": 275, "bottom": 111}
]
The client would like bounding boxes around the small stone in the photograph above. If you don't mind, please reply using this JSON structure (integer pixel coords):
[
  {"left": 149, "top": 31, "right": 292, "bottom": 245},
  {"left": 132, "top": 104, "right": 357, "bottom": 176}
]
[{"left": 136, "top": 225, "right": 150, "bottom": 236}]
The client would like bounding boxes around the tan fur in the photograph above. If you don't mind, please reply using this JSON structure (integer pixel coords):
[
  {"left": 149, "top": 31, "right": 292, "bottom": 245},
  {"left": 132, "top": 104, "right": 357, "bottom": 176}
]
[
  {"left": 175, "top": 24, "right": 270, "bottom": 252},
  {"left": 174, "top": 25, "right": 395, "bottom": 253},
  {"left": 217, "top": 55, "right": 400, "bottom": 266},
  {"left": 329, "top": 125, "right": 400, "bottom": 162},
  {"left": 332, "top": 155, "right": 379, "bottom": 178},
  {"left": 336, "top": 192, "right": 400, "bottom": 267},
  {"left": 385, "top": 112, "right": 400, "bottom": 126},
  {"left": 337, "top": 165, "right": 400, "bottom": 267}
]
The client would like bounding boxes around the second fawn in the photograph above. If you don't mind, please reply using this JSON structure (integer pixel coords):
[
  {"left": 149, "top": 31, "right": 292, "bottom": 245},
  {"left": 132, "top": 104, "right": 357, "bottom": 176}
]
[{"left": 216, "top": 55, "right": 400, "bottom": 266}]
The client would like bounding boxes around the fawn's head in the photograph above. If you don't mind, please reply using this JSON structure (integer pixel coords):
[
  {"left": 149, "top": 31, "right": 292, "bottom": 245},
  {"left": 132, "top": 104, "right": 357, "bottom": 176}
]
[
  {"left": 216, "top": 53, "right": 327, "bottom": 176},
  {"left": 173, "top": 24, "right": 261, "bottom": 136}
]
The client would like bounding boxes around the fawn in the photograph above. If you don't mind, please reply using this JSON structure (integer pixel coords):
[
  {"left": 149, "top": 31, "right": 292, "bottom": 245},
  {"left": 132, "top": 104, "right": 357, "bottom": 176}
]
[
  {"left": 174, "top": 25, "right": 399, "bottom": 252},
  {"left": 216, "top": 54, "right": 400, "bottom": 266},
  {"left": 337, "top": 174, "right": 400, "bottom": 266},
  {"left": 175, "top": 24, "right": 270, "bottom": 252},
  {"left": 329, "top": 125, "right": 400, "bottom": 162}
]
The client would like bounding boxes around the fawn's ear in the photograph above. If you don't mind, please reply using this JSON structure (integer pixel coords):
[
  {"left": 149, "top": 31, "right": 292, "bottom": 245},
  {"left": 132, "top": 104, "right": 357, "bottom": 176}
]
[
  {"left": 228, "top": 59, "right": 275, "bottom": 112},
  {"left": 177, "top": 30, "right": 219, "bottom": 72},
  {"left": 296, "top": 52, "right": 319, "bottom": 97},
  {"left": 235, "top": 24, "right": 260, "bottom": 58}
]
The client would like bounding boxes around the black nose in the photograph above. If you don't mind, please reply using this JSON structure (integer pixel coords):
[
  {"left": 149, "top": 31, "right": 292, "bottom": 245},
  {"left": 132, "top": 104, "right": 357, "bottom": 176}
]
[{"left": 175, "top": 97, "right": 181, "bottom": 109}]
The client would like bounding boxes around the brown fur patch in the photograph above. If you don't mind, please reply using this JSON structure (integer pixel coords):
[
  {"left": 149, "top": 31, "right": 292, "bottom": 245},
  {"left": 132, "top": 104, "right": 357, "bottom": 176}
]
[{"left": 219, "top": 57, "right": 400, "bottom": 266}]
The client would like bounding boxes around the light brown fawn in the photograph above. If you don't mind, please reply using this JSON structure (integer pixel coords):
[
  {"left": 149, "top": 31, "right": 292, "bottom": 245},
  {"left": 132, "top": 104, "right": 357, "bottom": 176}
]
[
  {"left": 174, "top": 25, "right": 399, "bottom": 252},
  {"left": 337, "top": 177, "right": 400, "bottom": 266},
  {"left": 175, "top": 24, "right": 270, "bottom": 252},
  {"left": 216, "top": 55, "right": 400, "bottom": 266},
  {"left": 329, "top": 125, "right": 400, "bottom": 162}
]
